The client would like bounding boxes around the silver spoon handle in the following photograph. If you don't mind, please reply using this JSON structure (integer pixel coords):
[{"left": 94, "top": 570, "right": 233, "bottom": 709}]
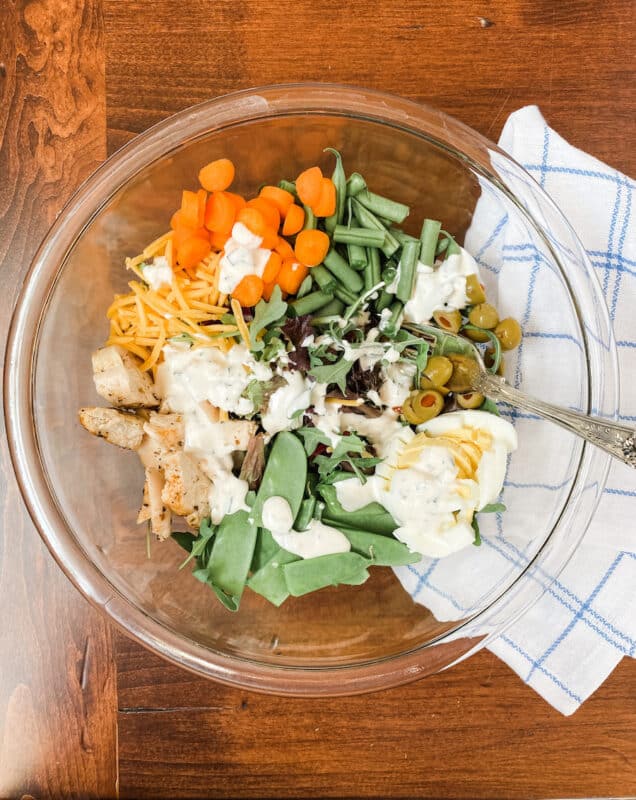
[{"left": 477, "top": 373, "right": 636, "bottom": 468}]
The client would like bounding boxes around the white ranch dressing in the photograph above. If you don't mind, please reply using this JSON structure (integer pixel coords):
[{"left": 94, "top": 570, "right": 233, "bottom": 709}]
[
  {"left": 218, "top": 221, "right": 272, "bottom": 294},
  {"left": 261, "top": 372, "right": 327, "bottom": 435},
  {"left": 261, "top": 496, "right": 351, "bottom": 559},
  {"left": 142, "top": 256, "right": 173, "bottom": 291}
]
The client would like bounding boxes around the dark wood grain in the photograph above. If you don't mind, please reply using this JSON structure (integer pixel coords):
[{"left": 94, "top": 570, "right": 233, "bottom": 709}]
[
  {"left": 0, "top": 2, "right": 117, "bottom": 797},
  {"left": 116, "top": 636, "right": 636, "bottom": 799},
  {"left": 104, "top": 0, "right": 636, "bottom": 175}
]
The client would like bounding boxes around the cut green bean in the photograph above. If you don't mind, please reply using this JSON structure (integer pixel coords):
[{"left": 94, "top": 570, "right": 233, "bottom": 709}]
[
  {"left": 350, "top": 198, "right": 399, "bottom": 258},
  {"left": 203, "top": 510, "right": 257, "bottom": 610},
  {"left": 294, "top": 496, "right": 316, "bottom": 531},
  {"left": 337, "top": 526, "right": 421, "bottom": 566},
  {"left": 419, "top": 218, "right": 442, "bottom": 266},
  {"left": 312, "top": 298, "right": 344, "bottom": 318},
  {"left": 375, "top": 290, "right": 393, "bottom": 312},
  {"left": 312, "top": 265, "right": 337, "bottom": 293},
  {"left": 365, "top": 246, "right": 381, "bottom": 291},
  {"left": 296, "top": 274, "right": 313, "bottom": 298},
  {"left": 447, "top": 237, "right": 461, "bottom": 256},
  {"left": 323, "top": 248, "right": 364, "bottom": 292},
  {"left": 290, "top": 290, "right": 332, "bottom": 316},
  {"left": 390, "top": 227, "right": 418, "bottom": 246},
  {"left": 346, "top": 172, "right": 367, "bottom": 196},
  {"left": 381, "top": 299, "right": 404, "bottom": 337},
  {"left": 302, "top": 204, "right": 317, "bottom": 230},
  {"left": 356, "top": 189, "right": 410, "bottom": 224},
  {"left": 278, "top": 179, "right": 297, "bottom": 195},
  {"left": 252, "top": 432, "right": 307, "bottom": 526},
  {"left": 324, "top": 147, "right": 347, "bottom": 233},
  {"left": 335, "top": 285, "right": 357, "bottom": 306},
  {"left": 283, "top": 552, "right": 371, "bottom": 596},
  {"left": 332, "top": 225, "right": 386, "bottom": 248},
  {"left": 347, "top": 243, "right": 368, "bottom": 271},
  {"left": 396, "top": 239, "right": 419, "bottom": 303},
  {"left": 247, "top": 547, "right": 298, "bottom": 607},
  {"left": 381, "top": 265, "right": 398, "bottom": 285}
]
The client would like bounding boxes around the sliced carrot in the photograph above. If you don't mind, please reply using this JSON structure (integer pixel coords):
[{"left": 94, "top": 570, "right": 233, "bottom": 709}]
[
  {"left": 176, "top": 236, "right": 211, "bottom": 270},
  {"left": 237, "top": 207, "right": 268, "bottom": 238},
  {"left": 173, "top": 225, "right": 209, "bottom": 251},
  {"left": 312, "top": 177, "right": 336, "bottom": 217},
  {"left": 232, "top": 274, "right": 264, "bottom": 307},
  {"left": 204, "top": 191, "right": 236, "bottom": 234},
  {"left": 262, "top": 280, "right": 276, "bottom": 301},
  {"left": 247, "top": 197, "right": 280, "bottom": 230},
  {"left": 224, "top": 191, "right": 247, "bottom": 214},
  {"left": 296, "top": 166, "right": 323, "bottom": 207},
  {"left": 260, "top": 226, "right": 279, "bottom": 250},
  {"left": 180, "top": 190, "right": 203, "bottom": 228},
  {"left": 282, "top": 203, "right": 305, "bottom": 236},
  {"left": 277, "top": 259, "right": 309, "bottom": 295},
  {"left": 262, "top": 252, "right": 282, "bottom": 283},
  {"left": 294, "top": 229, "right": 330, "bottom": 267},
  {"left": 274, "top": 236, "right": 295, "bottom": 259},
  {"left": 211, "top": 230, "right": 230, "bottom": 251},
  {"left": 170, "top": 209, "right": 188, "bottom": 230},
  {"left": 198, "top": 158, "right": 235, "bottom": 192},
  {"left": 259, "top": 185, "right": 294, "bottom": 216}
]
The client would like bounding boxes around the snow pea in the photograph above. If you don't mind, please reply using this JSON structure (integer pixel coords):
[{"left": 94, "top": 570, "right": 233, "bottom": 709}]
[
  {"left": 251, "top": 432, "right": 307, "bottom": 526},
  {"left": 337, "top": 526, "right": 420, "bottom": 567},
  {"left": 319, "top": 485, "right": 397, "bottom": 536},
  {"left": 283, "top": 552, "right": 371, "bottom": 596},
  {"left": 202, "top": 510, "right": 257, "bottom": 611},
  {"left": 247, "top": 547, "right": 299, "bottom": 606},
  {"left": 250, "top": 528, "right": 279, "bottom": 573}
]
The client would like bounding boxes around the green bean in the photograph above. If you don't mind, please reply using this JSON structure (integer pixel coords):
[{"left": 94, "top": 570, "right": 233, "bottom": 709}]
[
  {"left": 312, "top": 265, "right": 337, "bottom": 293},
  {"left": 302, "top": 204, "right": 317, "bottom": 230},
  {"left": 247, "top": 547, "right": 299, "bottom": 607},
  {"left": 278, "top": 179, "right": 297, "bottom": 196},
  {"left": 447, "top": 237, "right": 461, "bottom": 255},
  {"left": 436, "top": 237, "right": 450, "bottom": 256},
  {"left": 323, "top": 248, "right": 364, "bottom": 292},
  {"left": 296, "top": 275, "right": 313, "bottom": 298},
  {"left": 346, "top": 172, "right": 367, "bottom": 196},
  {"left": 350, "top": 197, "right": 400, "bottom": 258},
  {"left": 283, "top": 552, "right": 371, "bottom": 596},
  {"left": 356, "top": 189, "right": 410, "bottom": 223},
  {"left": 375, "top": 290, "right": 393, "bottom": 312},
  {"left": 290, "top": 290, "right": 333, "bottom": 316},
  {"left": 419, "top": 218, "right": 442, "bottom": 266},
  {"left": 381, "top": 264, "right": 398, "bottom": 285},
  {"left": 319, "top": 485, "right": 397, "bottom": 535},
  {"left": 396, "top": 239, "right": 419, "bottom": 303},
  {"left": 250, "top": 528, "right": 280, "bottom": 572},
  {"left": 390, "top": 227, "right": 418, "bottom": 245},
  {"left": 335, "top": 285, "right": 358, "bottom": 306},
  {"left": 337, "top": 526, "right": 421, "bottom": 566},
  {"left": 203, "top": 510, "right": 257, "bottom": 610},
  {"left": 311, "top": 298, "right": 344, "bottom": 319},
  {"left": 347, "top": 243, "right": 368, "bottom": 271},
  {"left": 251, "top": 432, "right": 307, "bottom": 526},
  {"left": 294, "top": 497, "right": 316, "bottom": 531},
  {"left": 381, "top": 299, "right": 404, "bottom": 337},
  {"left": 324, "top": 147, "right": 347, "bottom": 233},
  {"left": 332, "top": 225, "right": 386, "bottom": 248},
  {"left": 367, "top": 246, "right": 381, "bottom": 285}
]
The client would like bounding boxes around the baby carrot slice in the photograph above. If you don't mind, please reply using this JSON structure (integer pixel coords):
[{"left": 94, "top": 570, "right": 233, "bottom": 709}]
[
  {"left": 296, "top": 166, "right": 323, "bottom": 207},
  {"left": 173, "top": 225, "right": 209, "bottom": 251},
  {"left": 294, "top": 229, "right": 330, "bottom": 267},
  {"left": 262, "top": 252, "right": 282, "bottom": 283},
  {"left": 224, "top": 191, "right": 247, "bottom": 214},
  {"left": 198, "top": 158, "right": 235, "bottom": 192},
  {"left": 170, "top": 210, "right": 188, "bottom": 230},
  {"left": 232, "top": 274, "right": 264, "bottom": 307},
  {"left": 204, "top": 191, "right": 236, "bottom": 234},
  {"left": 237, "top": 207, "right": 268, "bottom": 238},
  {"left": 282, "top": 204, "right": 305, "bottom": 236},
  {"left": 177, "top": 235, "right": 211, "bottom": 270},
  {"left": 211, "top": 230, "right": 230, "bottom": 250},
  {"left": 275, "top": 236, "right": 295, "bottom": 259},
  {"left": 312, "top": 177, "right": 336, "bottom": 217},
  {"left": 260, "top": 227, "right": 279, "bottom": 251},
  {"left": 180, "top": 190, "right": 204, "bottom": 228},
  {"left": 277, "top": 259, "right": 309, "bottom": 295},
  {"left": 247, "top": 197, "right": 280, "bottom": 231},
  {"left": 262, "top": 280, "right": 277, "bottom": 301},
  {"left": 259, "top": 185, "right": 294, "bottom": 216}
]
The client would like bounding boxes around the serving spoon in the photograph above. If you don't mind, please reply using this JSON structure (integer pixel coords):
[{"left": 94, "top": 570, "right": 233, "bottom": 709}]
[{"left": 402, "top": 322, "right": 636, "bottom": 468}]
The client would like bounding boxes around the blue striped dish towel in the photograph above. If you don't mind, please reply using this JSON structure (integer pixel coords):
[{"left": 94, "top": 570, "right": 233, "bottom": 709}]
[{"left": 396, "top": 106, "right": 635, "bottom": 715}]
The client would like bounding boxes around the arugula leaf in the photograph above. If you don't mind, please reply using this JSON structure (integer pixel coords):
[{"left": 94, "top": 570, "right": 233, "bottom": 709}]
[
  {"left": 480, "top": 398, "right": 501, "bottom": 416},
  {"left": 261, "top": 335, "right": 285, "bottom": 362},
  {"left": 295, "top": 426, "right": 332, "bottom": 455},
  {"left": 392, "top": 331, "right": 429, "bottom": 384},
  {"left": 243, "top": 379, "right": 265, "bottom": 413},
  {"left": 249, "top": 285, "right": 288, "bottom": 352},
  {"left": 309, "top": 355, "right": 354, "bottom": 394},
  {"left": 471, "top": 516, "right": 482, "bottom": 546},
  {"left": 178, "top": 517, "right": 216, "bottom": 570},
  {"left": 308, "top": 342, "right": 338, "bottom": 368},
  {"left": 480, "top": 502, "right": 506, "bottom": 513}
]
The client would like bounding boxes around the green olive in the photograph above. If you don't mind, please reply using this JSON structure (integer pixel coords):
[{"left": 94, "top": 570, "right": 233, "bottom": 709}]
[
  {"left": 464, "top": 326, "right": 491, "bottom": 343},
  {"left": 465, "top": 274, "right": 486, "bottom": 305},
  {"left": 401, "top": 395, "right": 421, "bottom": 425},
  {"left": 457, "top": 391, "right": 485, "bottom": 409},
  {"left": 423, "top": 355, "right": 453, "bottom": 387},
  {"left": 495, "top": 317, "right": 522, "bottom": 350},
  {"left": 468, "top": 302, "right": 499, "bottom": 330},
  {"left": 419, "top": 376, "right": 450, "bottom": 395},
  {"left": 408, "top": 389, "right": 444, "bottom": 423},
  {"left": 433, "top": 308, "right": 462, "bottom": 333},
  {"left": 484, "top": 348, "right": 505, "bottom": 376},
  {"left": 446, "top": 354, "right": 480, "bottom": 393}
]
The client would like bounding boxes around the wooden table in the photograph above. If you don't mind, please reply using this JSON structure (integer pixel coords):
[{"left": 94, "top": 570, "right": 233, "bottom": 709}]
[{"left": 1, "top": 1, "right": 634, "bottom": 797}]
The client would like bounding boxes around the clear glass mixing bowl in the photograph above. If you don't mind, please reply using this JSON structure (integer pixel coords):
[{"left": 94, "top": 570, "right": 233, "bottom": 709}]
[{"left": 4, "top": 84, "right": 617, "bottom": 695}]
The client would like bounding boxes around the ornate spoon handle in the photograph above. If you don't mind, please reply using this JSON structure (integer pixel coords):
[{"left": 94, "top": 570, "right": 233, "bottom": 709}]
[{"left": 476, "top": 373, "right": 636, "bottom": 468}]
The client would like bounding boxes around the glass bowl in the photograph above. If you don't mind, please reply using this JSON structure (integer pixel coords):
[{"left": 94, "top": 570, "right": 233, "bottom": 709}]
[{"left": 4, "top": 84, "right": 617, "bottom": 695}]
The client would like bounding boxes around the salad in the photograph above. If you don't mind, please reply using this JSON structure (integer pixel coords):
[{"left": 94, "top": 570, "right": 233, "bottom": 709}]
[{"left": 79, "top": 150, "right": 521, "bottom": 611}]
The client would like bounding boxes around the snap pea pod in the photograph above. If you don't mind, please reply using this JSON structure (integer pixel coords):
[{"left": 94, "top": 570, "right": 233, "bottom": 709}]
[
  {"left": 346, "top": 172, "right": 367, "bottom": 196},
  {"left": 347, "top": 243, "right": 368, "bottom": 271},
  {"left": 319, "top": 485, "right": 397, "bottom": 536},
  {"left": 294, "top": 496, "right": 316, "bottom": 531},
  {"left": 324, "top": 147, "right": 347, "bottom": 233},
  {"left": 247, "top": 547, "right": 299, "bottom": 606},
  {"left": 290, "top": 290, "right": 333, "bottom": 316},
  {"left": 356, "top": 189, "right": 410, "bottom": 224},
  {"left": 396, "top": 239, "right": 420, "bottom": 303},
  {"left": 251, "top": 432, "right": 307, "bottom": 526},
  {"left": 364, "top": 246, "right": 381, "bottom": 291},
  {"left": 419, "top": 218, "right": 442, "bottom": 266},
  {"left": 283, "top": 552, "right": 371, "bottom": 596},
  {"left": 312, "top": 264, "right": 337, "bottom": 293},
  {"left": 350, "top": 197, "right": 400, "bottom": 258},
  {"left": 202, "top": 510, "right": 257, "bottom": 611},
  {"left": 302, "top": 204, "right": 317, "bottom": 230},
  {"left": 323, "top": 248, "right": 364, "bottom": 292},
  {"left": 250, "top": 528, "right": 280, "bottom": 573},
  {"left": 337, "top": 526, "right": 421, "bottom": 567}
]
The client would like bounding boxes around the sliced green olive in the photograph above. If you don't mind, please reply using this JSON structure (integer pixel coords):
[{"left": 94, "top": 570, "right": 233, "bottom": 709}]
[
  {"left": 446, "top": 353, "right": 480, "bottom": 393},
  {"left": 401, "top": 395, "right": 421, "bottom": 425},
  {"left": 484, "top": 348, "right": 505, "bottom": 376},
  {"left": 433, "top": 308, "right": 462, "bottom": 333},
  {"left": 468, "top": 302, "right": 499, "bottom": 330},
  {"left": 495, "top": 317, "right": 522, "bottom": 350},
  {"left": 423, "top": 355, "right": 453, "bottom": 387},
  {"left": 457, "top": 391, "right": 485, "bottom": 409},
  {"left": 464, "top": 326, "right": 491, "bottom": 343},
  {"left": 408, "top": 389, "right": 444, "bottom": 422},
  {"left": 465, "top": 274, "right": 486, "bottom": 305},
  {"left": 420, "top": 376, "right": 450, "bottom": 395}
]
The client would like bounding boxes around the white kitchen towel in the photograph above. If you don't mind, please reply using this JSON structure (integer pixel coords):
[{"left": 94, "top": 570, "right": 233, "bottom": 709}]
[{"left": 395, "top": 106, "right": 635, "bottom": 715}]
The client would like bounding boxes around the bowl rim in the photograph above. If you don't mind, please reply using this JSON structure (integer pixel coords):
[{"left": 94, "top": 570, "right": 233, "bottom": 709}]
[{"left": 4, "top": 82, "right": 617, "bottom": 695}]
